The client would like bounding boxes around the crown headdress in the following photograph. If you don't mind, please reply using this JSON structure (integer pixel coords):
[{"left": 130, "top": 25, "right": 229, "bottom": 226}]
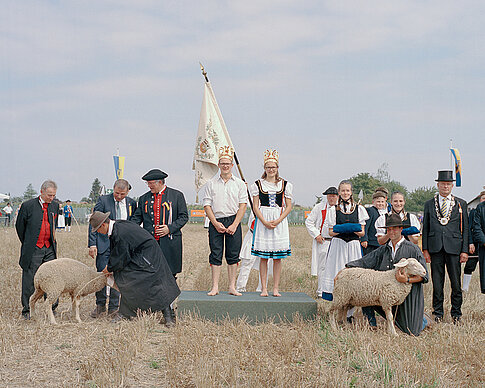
[
  {"left": 218, "top": 145, "right": 234, "bottom": 161},
  {"left": 263, "top": 149, "right": 279, "bottom": 165}
]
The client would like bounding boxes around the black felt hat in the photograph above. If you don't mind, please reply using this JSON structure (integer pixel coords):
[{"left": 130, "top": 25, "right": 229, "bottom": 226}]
[
  {"left": 323, "top": 186, "right": 338, "bottom": 195},
  {"left": 383, "top": 213, "right": 406, "bottom": 228},
  {"left": 435, "top": 170, "right": 455, "bottom": 182},
  {"left": 142, "top": 169, "right": 168, "bottom": 181}
]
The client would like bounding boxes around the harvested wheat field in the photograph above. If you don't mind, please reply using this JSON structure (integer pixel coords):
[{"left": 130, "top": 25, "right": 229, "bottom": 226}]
[{"left": 0, "top": 224, "right": 484, "bottom": 388}]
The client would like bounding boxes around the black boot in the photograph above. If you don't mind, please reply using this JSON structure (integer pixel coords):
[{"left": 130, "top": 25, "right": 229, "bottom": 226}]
[
  {"left": 162, "top": 307, "right": 175, "bottom": 328},
  {"left": 170, "top": 307, "right": 177, "bottom": 323}
]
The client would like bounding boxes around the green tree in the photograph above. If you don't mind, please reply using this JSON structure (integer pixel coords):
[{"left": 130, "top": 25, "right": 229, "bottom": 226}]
[
  {"left": 349, "top": 173, "right": 382, "bottom": 204},
  {"left": 406, "top": 186, "right": 437, "bottom": 212},
  {"left": 23, "top": 183, "right": 37, "bottom": 200},
  {"left": 88, "top": 178, "right": 102, "bottom": 203}
]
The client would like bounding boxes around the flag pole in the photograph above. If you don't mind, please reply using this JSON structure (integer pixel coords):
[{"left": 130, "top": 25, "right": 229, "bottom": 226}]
[
  {"left": 199, "top": 63, "right": 254, "bottom": 212},
  {"left": 449, "top": 139, "right": 453, "bottom": 171}
]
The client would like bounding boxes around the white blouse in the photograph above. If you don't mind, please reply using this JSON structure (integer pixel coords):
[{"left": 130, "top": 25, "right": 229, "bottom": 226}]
[
  {"left": 326, "top": 203, "right": 369, "bottom": 228},
  {"left": 250, "top": 179, "right": 293, "bottom": 205}
]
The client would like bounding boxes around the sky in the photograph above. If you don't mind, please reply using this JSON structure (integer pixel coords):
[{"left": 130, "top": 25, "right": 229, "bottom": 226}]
[{"left": 1, "top": 1, "right": 484, "bottom": 206}]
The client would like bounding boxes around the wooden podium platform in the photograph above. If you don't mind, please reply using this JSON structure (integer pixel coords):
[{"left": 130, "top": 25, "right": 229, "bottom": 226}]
[{"left": 177, "top": 291, "right": 317, "bottom": 324}]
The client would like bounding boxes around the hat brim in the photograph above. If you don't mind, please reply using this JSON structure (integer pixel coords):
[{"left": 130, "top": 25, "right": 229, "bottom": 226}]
[
  {"left": 382, "top": 224, "right": 405, "bottom": 228},
  {"left": 92, "top": 212, "right": 111, "bottom": 232},
  {"left": 435, "top": 179, "right": 455, "bottom": 182}
]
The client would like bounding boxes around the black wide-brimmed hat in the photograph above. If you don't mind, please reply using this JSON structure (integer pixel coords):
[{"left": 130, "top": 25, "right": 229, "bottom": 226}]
[
  {"left": 89, "top": 211, "right": 111, "bottom": 232},
  {"left": 383, "top": 213, "right": 406, "bottom": 228},
  {"left": 435, "top": 170, "right": 455, "bottom": 182},
  {"left": 323, "top": 186, "right": 338, "bottom": 195},
  {"left": 142, "top": 169, "right": 168, "bottom": 181}
]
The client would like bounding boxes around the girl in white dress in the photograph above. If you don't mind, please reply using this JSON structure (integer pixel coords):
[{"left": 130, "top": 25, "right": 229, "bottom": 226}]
[
  {"left": 251, "top": 149, "right": 293, "bottom": 297},
  {"left": 321, "top": 180, "right": 369, "bottom": 305}
]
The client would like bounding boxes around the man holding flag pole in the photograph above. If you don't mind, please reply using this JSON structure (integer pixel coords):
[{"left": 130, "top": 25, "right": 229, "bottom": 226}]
[{"left": 193, "top": 64, "right": 249, "bottom": 296}]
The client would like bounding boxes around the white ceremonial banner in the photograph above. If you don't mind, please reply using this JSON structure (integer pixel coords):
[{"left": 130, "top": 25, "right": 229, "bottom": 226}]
[{"left": 193, "top": 82, "right": 235, "bottom": 194}]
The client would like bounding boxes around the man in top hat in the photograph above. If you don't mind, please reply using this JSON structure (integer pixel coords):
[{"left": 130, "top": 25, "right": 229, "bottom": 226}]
[
  {"left": 305, "top": 186, "right": 338, "bottom": 297},
  {"left": 472, "top": 187, "right": 485, "bottom": 294},
  {"left": 89, "top": 211, "right": 180, "bottom": 327},
  {"left": 16, "top": 180, "right": 59, "bottom": 319},
  {"left": 202, "top": 146, "right": 248, "bottom": 296},
  {"left": 88, "top": 179, "right": 137, "bottom": 318},
  {"left": 132, "top": 169, "right": 188, "bottom": 280},
  {"left": 346, "top": 213, "right": 429, "bottom": 336},
  {"left": 422, "top": 170, "right": 471, "bottom": 323}
]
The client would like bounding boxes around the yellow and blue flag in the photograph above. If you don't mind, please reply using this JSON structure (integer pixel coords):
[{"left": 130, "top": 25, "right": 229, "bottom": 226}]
[
  {"left": 450, "top": 148, "right": 461, "bottom": 187},
  {"left": 113, "top": 155, "right": 125, "bottom": 180}
]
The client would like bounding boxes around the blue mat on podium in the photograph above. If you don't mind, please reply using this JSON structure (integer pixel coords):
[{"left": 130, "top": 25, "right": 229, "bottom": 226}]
[{"left": 177, "top": 291, "right": 317, "bottom": 324}]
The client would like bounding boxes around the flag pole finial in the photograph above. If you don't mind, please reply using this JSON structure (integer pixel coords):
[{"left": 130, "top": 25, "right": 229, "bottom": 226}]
[{"left": 199, "top": 62, "right": 209, "bottom": 82}]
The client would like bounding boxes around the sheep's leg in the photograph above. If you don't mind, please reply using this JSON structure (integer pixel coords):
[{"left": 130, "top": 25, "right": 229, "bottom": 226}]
[
  {"left": 45, "top": 296, "right": 58, "bottom": 325},
  {"left": 329, "top": 306, "right": 338, "bottom": 331},
  {"left": 383, "top": 306, "right": 397, "bottom": 336},
  {"left": 72, "top": 296, "right": 82, "bottom": 323},
  {"left": 29, "top": 288, "right": 44, "bottom": 320}
]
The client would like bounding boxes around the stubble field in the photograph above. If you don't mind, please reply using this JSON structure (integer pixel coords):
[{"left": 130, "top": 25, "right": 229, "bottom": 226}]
[{"left": 0, "top": 224, "right": 484, "bottom": 388}]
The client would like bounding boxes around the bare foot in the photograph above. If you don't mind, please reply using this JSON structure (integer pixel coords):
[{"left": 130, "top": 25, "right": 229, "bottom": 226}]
[
  {"left": 228, "top": 289, "right": 242, "bottom": 296},
  {"left": 273, "top": 290, "right": 281, "bottom": 297},
  {"left": 207, "top": 289, "right": 219, "bottom": 296},
  {"left": 260, "top": 290, "right": 269, "bottom": 297}
]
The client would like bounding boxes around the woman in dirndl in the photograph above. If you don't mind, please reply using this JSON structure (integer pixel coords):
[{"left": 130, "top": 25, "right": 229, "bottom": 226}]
[
  {"left": 321, "top": 180, "right": 369, "bottom": 318},
  {"left": 251, "top": 149, "right": 293, "bottom": 297}
]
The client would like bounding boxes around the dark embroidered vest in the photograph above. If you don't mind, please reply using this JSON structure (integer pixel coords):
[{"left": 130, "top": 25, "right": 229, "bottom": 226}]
[
  {"left": 336, "top": 205, "right": 359, "bottom": 242},
  {"left": 256, "top": 180, "right": 287, "bottom": 207}
]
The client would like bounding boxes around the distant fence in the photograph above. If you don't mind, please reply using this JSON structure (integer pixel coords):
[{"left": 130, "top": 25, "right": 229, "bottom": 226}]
[{"left": 189, "top": 209, "right": 310, "bottom": 225}]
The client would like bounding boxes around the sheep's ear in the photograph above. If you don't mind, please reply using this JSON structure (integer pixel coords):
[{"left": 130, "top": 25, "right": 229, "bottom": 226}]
[{"left": 394, "top": 258, "right": 408, "bottom": 268}]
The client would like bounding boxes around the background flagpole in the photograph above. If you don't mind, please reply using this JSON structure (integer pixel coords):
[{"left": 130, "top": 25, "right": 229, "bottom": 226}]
[
  {"left": 449, "top": 139, "right": 453, "bottom": 171},
  {"left": 199, "top": 63, "right": 254, "bottom": 212}
]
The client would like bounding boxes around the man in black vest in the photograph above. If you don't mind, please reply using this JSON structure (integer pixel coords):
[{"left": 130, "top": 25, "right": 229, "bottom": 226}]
[
  {"left": 422, "top": 170, "right": 471, "bottom": 323},
  {"left": 16, "top": 180, "right": 59, "bottom": 319}
]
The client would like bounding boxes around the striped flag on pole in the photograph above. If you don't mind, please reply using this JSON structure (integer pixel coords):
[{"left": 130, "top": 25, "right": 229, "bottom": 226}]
[
  {"left": 113, "top": 153, "right": 125, "bottom": 180},
  {"left": 450, "top": 148, "right": 462, "bottom": 187}
]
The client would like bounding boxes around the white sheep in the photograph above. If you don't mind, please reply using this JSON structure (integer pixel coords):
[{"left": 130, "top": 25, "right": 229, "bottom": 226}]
[
  {"left": 330, "top": 258, "right": 427, "bottom": 336},
  {"left": 29, "top": 258, "right": 108, "bottom": 325}
]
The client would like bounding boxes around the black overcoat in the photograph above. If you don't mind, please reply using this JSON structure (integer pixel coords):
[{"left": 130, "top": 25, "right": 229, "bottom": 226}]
[
  {"left": 422, "top": 195, "right": 469, "bottom": 255},
  {"left": 131, "top": 188, "right": 188, "bottom": 274},
  {"left": 107, "top": 220, "right": 180, "bottom": 318},
  {"left": 16, "top": 198, "right": 58, "bottom": 270},
  {"left": 347, "top": 240, "right": 429, "bottom": 336}
]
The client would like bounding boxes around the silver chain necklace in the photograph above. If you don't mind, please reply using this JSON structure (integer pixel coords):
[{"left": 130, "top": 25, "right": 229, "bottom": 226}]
[{"left": 434, "top": 194, "right": 454, "bottom": 225}]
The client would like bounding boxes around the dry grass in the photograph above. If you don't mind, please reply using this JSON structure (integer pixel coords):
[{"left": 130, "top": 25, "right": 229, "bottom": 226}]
[{"left": 0, "top": 224, "right": 484, "bottom": 387}]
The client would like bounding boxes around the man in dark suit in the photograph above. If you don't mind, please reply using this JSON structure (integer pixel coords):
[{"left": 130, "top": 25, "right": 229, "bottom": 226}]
[
  {"left": 132, "top": 169, "right": 188, "bottom": 279},
  {"left": 16, "top": 180, "right": 59, "bottom": 319},
  {"left": 88, "top": 179, "right": 137, "bottom": 318},
  {"left": 422, "top": 170, "right": 471, "bottom": 323},
  {"left": 472, "top": 191, "right": 485, "bottom": 294}
]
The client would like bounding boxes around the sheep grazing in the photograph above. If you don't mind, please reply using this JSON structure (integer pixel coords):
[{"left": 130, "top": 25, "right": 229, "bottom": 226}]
[
  {"left": 29, "top": 258, "right": 108, "bottom": 325},
  {"left": 330, "top": 258, "right": 427, "bottom": 336}
]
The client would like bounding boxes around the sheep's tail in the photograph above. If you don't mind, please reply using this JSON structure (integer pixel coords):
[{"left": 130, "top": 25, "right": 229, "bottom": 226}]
[{"left": 74, "top": 273, "right": 107, "bottom": 299}]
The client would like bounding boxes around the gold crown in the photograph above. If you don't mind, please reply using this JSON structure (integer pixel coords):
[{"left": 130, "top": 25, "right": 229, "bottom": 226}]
[
  {"left": 218, "top": 145, "right": 234, "bottom": 161},
  {"left": 263, "top": 149, "right": 279, "bottom": 165}
]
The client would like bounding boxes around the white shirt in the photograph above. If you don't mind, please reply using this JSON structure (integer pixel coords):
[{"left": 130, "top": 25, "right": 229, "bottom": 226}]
[
  {"left": 439, "top": 194, "right": 452, "bottom": 208},
  {"left": 388, "top": 236, "right": 406, "bottom": 259},
  {"left": 107, "top": 219, "right": 115, "bottom": 236},
  {"left": 115, "top": 198, "right": 127, "bottom": 220},
  {"left": 305, "top": 201, "right": 332, "bottom": 239},
  {"left": 202, "top": 174, "right": 248, "bottom": 218},
  {"left": 375, "top": 212, "right": 421, "bottom": 237},
  {"left": 3, "top": 205, "right": 13, "bottom": 214}
]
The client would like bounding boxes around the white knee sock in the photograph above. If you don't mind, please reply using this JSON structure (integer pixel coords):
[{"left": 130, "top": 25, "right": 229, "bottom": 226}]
[
  {"left": 463, "top": 274, "right": 472, "bottom": 291},
  {"left": 347, "top": 307, "right": 356, "bottom": 318}
]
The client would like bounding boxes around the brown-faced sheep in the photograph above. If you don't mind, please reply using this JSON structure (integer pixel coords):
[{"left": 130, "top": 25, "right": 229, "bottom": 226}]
[
  {"left": 29, "top": 258, "right": 108, "bottom": 324},
  {"left": 330, "top": 258, "right": 427, "bottom": 336}
]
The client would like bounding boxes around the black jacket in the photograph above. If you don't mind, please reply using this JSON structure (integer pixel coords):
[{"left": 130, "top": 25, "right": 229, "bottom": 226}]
[
  {"left": 16, "top": 197, "right": 58, "bottom": 270},
  {"left": 473, "top": 201, "right": 485, "bottom": 246},
  {"left": 422, "top": 195, "right": 469, "bottom": 255},
  {"left": 132, "top": 188, "right": 188, "bottom": 275}
]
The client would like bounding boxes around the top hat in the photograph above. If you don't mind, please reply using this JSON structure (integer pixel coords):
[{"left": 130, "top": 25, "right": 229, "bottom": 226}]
[
  {"left": 89, "top": 211, "right": 111, "bottom": 232},
  {"left": 323, "top": 186, "right": 338, "bottom": 195},
  {"left": 383, "top": 213, "right": 406, "bottom": 228},
  {"left": 435, "top": 170, "right": 455, "bottom": 182},
  {"left": 142, "top": 169, "right": 168, "bottom": 181}
]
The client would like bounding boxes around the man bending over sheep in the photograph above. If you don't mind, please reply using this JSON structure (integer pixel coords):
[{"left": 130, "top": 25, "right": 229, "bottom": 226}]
[
  {"left": 345, "top": 213, "right": 429, "bottom": 336},
  {"left": 89, "top": 211, "right": 180, "bottom": 327}
]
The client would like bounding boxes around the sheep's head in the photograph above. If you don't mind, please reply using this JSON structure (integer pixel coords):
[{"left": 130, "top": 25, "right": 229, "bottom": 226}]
[{"left": 394, "top": 258, "right": 426, "bottom": 277}]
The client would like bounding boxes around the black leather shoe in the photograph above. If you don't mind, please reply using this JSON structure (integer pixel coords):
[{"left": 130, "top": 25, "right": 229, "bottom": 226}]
[
  {"left": 110, "top": 312, "right": 125, "bottom": 323},
  {"left": 346, "top": 316, "right": 354, "bottom": 324},
  {"left": 90, "top": 305, "right": 106, "bottom": 318},
  {"left": 434, "top": 316, "right": 443, "bottom": 323},
  {"left": 21, "top": 312, "right": 30, "bottom": 320},
  {"left": 170, "top": 308, "right": 177, "bottom": 323},
  {"left": 452, "top": 316, "right": 461, "bottom": 324},
  {"left": 107, "top": 308, "right": 119, "bottom": 317},
  {"left": 162, "top": 307, "right": 175, "bottom": 328}
]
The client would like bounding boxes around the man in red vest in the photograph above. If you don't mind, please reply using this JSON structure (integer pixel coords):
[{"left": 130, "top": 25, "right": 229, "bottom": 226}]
[{"left": 16, "top": 180, "right": 59, "bottom": 319}]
